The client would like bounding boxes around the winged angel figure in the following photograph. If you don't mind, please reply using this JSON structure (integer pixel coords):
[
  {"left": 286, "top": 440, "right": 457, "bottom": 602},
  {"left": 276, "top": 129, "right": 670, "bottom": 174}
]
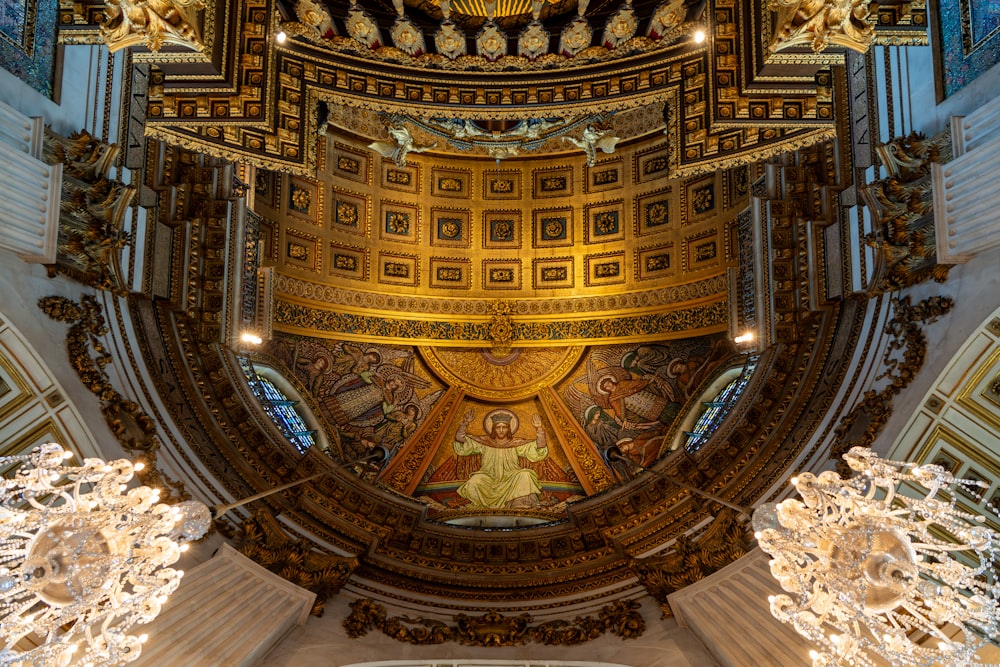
[
  {"left": 562, "top": 125, "right": 620, "bottom": 167},
  {"left": 369, "top": 124, "right": 437, "bottom": 168}
]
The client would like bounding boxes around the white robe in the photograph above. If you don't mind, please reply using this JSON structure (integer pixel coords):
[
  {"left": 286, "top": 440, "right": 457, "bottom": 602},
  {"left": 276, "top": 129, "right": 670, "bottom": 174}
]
[{"left": 454, "top": 436, "right": 547, "bottom": 508}]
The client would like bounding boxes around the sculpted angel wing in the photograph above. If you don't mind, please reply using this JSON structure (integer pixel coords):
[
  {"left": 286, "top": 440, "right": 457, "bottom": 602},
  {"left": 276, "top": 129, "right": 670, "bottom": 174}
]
[
  {"left": 595, "top": 133, "right": 620, "bottom": 155},
  {"left": 368, "top": 140, "right": 397, "bottom": 159}
]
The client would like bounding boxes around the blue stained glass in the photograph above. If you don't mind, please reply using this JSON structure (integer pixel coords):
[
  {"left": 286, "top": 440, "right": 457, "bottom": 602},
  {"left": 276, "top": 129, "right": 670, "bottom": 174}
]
[
  {"left": 684, "top": 357, "right": 757, "bottom": 454},
  {"left": 239, "top": 358, "right": 316, "bottom": 454}
]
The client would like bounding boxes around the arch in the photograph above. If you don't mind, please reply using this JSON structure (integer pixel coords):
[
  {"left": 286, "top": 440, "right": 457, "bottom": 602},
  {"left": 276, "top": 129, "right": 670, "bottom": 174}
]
[{"left": 239, "top": 357, "right": 330, "bottom": 454}]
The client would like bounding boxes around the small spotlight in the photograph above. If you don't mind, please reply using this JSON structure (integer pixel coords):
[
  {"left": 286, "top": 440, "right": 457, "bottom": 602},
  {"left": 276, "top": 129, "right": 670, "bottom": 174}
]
[
  {"left": 275, "top": 31, "right": 287, "bottom": 44},
  {"left": 734, "top": 332, "right": 754, "bottom": 344},
  {"left": 241, "top": 332, "right": 263, "bottom": 345},
  {"left": 693, "top": 29, "right": 706, "bottom": 43}
]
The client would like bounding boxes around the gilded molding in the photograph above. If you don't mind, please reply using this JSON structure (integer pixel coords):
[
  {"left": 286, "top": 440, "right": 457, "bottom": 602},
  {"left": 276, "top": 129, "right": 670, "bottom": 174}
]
[
  {"left": 273, "top": 297, "right": 729, "bottom": 345},
  {"left": 343, "top": 598, "right": 645, "bottom": 645},
  {"left": 274, "top": 274, "right": 729, "bottom": 318}
]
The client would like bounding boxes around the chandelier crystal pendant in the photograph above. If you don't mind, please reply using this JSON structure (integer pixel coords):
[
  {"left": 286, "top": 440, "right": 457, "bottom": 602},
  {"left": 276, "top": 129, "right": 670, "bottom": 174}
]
[
  {"left": 0, "top": 443, "right": 211, "bottom": 666},
  {"left": 753, "top": 446, "right": 1000, "bottom": 667}
]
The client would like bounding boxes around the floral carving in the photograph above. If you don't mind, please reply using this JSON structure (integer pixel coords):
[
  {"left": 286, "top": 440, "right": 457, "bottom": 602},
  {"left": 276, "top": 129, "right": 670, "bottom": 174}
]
[
  {"left": 101, "top": 0, "right": 206, "bottom": 52},
  {"left": 344, "top": 598, "right": 645, "bottom": 645},
  {"left": 768, "top": 0, "right": 876, "bottom": 53}
]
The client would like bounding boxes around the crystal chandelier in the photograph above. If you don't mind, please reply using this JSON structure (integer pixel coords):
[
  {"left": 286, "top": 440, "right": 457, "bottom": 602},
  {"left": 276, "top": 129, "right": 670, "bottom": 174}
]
[
  {"left": 753, "top": 446, "right": 999, "bottom": 667},
  {"left": 0, "top": 443, "right": 211, "bottom": 666}
]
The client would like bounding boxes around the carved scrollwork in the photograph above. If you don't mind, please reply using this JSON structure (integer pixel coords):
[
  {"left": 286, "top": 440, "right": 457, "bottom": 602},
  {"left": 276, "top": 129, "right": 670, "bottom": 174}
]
[
  {"left": 221, "top": 508, "right": 359, "bottom": 616},
  {"left": 38, "top": 294, "right": 189, "bottom": 501},
  {"left": 768, "top": 0, "right": 876, "bottom": 53},
  {"left": 861, "top": 130, "right": 954, "bottom": 294},
  {"left": 343, "top": 598, "right": 645, "bottom": 645},
  {"left": 830, "top": 295, "right": 954, "bottom": 473},
  {"left": 630, "top": 508, "right": 754, "bottom": 617},
  {"left": 100, "top": 0, "right": 206, "bottom": 52},
  {"left": 42, "top": 129, "right": 135, "bottom": 295}
]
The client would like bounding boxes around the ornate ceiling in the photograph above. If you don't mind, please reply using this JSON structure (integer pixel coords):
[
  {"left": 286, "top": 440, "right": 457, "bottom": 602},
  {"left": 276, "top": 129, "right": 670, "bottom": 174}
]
[{"left": 55, "top": 0, "right": 930, "bottom": 625}]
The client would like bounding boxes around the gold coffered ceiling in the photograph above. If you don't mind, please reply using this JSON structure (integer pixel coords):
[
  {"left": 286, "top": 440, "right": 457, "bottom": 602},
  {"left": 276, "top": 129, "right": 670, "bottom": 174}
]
[{"left": 51, "top": 0, "right": 931, "bottom": 622}]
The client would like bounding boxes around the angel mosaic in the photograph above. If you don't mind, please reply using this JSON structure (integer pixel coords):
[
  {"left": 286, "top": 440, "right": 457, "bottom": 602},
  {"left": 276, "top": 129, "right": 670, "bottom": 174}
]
[
  {"left": 264, "top": 337, "right": 444, "bottom": 467},
  {"left": 563, "top": 338, "right": 736, "bottom": 475}
]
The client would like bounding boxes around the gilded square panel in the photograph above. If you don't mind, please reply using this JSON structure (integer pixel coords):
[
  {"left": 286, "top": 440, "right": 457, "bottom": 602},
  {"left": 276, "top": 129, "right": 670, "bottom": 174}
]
[
  {"left": 585, "top": 251, "right": 626, "bottom": 287},
  {"left": 532, "top": 257, "right": 574, "bottom": 289},
  {"left": 430, "top": 258, "right": 471, "bottom": 290},
  {"left": 284, "top": 228, "right": 321, "bottom": 273},
  {"left": 253, "top": 170, "right": 277, "bottom": 210},
  {"left": 1, "top": 421, "right": 68, "bottom": 460},
  {"left": 637, "top": 244, "right": 674, "bottom": 281},
  {"left": 432, "top": 167, "right": 472, "bottom": 199},
  {"left": 724, "top": 164, "right": 750, "bottom": 209},
  {"left": 483, "top": 260, "right": 522, "bottom": 290},
  {"left": 381, "top": 161, "right": 420, "bottom": 194},
  {"left": 635, "top": 188, "right": 672, "bottom": 236},
  {"left": 682, "top": 174, "right": 717, "bottom": 224},
  {"left": 328, "top": 243, "right": 369, "bottom": 282},
  {"left": 259, "top": 219, "right": 279, "bottom": 261},
  {"left": 379, "top": 201, "right": 420, "bottom": 244},
  {"left": 483, "top": 210, "right": 522, "bottom": 250},
  {"left": 483, "top": 169, "right": 521, "bottom": 200},
  {"left": 331, "top": 142, "right": 371, "bottom": 185},
  {"left": 330, "top": 188, "right": 369, "bottom": 237},
  {"left": 585, "top": 201, "right": 625, "bottom": 244},
  {"left": 377, "top": 252, "right": 419, "bottom": 287},
  {"left": 585, "top": 157, "right": 623, "bottom": 194},
  {"left": 634, "top": 145, "right": 670, "bottom": 184},
  {"left": 533, "top": 208, "right": 574, "bottom": 248},
  {"left": 682, "top": 229, "right": 720, "bottom": 270},
  {"left": 286, "top": 177, "right": 320, "bottom": 224},
  {"left": 533, "top": 166, "right": 573, "bottom": 199},
  {"left": 431, "top": 208, "right": 471, "bottom": 248}
]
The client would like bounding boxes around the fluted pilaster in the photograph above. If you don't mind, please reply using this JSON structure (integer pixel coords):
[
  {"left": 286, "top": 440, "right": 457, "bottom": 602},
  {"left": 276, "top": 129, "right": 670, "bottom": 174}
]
[
  {"left": 0, "top": 101, "right": 60, "bottom": 264},
  {"left": 132, "top": 543, "right": 315, "bottom": 667},
  {"left": 667, "top": 548, "right": 814, "bottom": 667},
  {"left": 934, "top": 97, "right": 1000, "bottom": 263}
]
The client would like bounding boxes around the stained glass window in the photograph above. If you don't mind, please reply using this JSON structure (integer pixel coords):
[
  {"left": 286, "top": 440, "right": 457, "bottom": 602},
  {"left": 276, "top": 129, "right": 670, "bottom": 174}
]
[
  {"left": 684, "top": 356, "right": 757, "bottom": 454},
  {"left": 239, "top": 358, "right": 316, "bottom": 454}
]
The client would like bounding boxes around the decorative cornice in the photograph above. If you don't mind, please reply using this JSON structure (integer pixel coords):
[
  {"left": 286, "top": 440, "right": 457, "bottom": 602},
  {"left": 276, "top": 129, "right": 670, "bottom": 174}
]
[
  {"left": 274, "top": 273, "right": 730, "bottom": 318},
  {"left": 273, "top": 296, "right": 730, "bottom": 345}
]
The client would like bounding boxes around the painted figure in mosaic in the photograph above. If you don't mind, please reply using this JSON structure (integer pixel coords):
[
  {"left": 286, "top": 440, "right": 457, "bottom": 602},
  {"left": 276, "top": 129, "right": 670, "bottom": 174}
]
[{"left": 453, "top": 409, "right": 548, "bottom": 509}]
